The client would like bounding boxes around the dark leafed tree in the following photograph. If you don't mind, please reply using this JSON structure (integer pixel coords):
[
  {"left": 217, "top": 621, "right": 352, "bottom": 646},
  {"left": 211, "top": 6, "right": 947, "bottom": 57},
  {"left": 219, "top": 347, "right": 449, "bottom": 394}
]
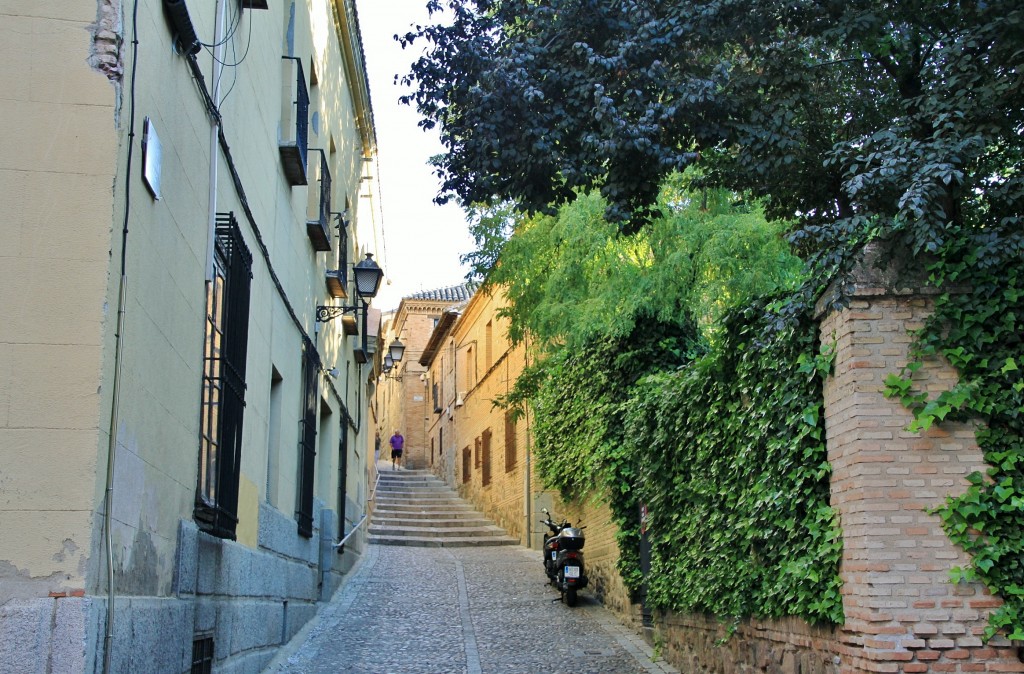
[{"left": 400, "top": 0, "right": 1023, "bottom": 261}]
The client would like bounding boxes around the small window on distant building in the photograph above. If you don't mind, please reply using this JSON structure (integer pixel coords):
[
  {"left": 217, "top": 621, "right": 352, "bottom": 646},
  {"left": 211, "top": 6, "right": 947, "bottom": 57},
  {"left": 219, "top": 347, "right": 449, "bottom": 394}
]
[
  {"left": 481, "top": 429, "right": 492, "bottom": 487},
  {"left": 485, "top": 320, "right": 493, "bottom": 369},
  {"left": 504, "top": 412, "right": 517, "bottom": 473}
]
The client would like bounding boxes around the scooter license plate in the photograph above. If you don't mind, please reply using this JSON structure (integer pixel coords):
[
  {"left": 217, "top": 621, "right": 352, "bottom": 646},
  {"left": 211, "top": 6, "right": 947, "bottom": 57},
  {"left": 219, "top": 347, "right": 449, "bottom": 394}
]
[
  {"left": 564, "top": 565, "right": 581, "bottom": 579},
  {"left": 551, "top": 551, "right": 557, "bottom": 561}
]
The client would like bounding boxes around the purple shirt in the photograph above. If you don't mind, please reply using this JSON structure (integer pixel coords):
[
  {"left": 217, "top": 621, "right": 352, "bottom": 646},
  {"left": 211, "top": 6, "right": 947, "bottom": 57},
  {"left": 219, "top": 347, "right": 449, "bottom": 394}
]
[{"left": 389, "top": 434, "right": 404, "bottom": 451}]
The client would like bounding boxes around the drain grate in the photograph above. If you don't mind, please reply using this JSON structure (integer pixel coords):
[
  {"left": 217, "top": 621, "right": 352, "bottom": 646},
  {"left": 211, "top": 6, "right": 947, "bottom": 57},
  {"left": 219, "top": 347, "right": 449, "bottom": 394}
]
[{"left": 570, "top": 647, "right": 617, "bottom": 657}]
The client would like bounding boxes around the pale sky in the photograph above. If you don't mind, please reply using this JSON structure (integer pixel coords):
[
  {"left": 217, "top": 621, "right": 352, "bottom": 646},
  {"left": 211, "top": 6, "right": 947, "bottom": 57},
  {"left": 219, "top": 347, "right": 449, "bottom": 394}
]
[{"left": 356, "top": 0, "right": 475, "bottom": 312}]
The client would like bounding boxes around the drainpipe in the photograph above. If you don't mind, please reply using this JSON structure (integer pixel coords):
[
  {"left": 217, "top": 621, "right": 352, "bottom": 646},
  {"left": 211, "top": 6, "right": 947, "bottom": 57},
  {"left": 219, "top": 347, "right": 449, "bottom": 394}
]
[
  {"left": 103, "top": 279, "right": 127, "bottom": 674},
  {"left": 102, "top": 0, "right": 142, "bottom": 668},
  {"left": 523, "top": 405, "right": 531, "bottom": 549},
  {"left": 522, "top": 343, "right": 532, "bottom": 549}
]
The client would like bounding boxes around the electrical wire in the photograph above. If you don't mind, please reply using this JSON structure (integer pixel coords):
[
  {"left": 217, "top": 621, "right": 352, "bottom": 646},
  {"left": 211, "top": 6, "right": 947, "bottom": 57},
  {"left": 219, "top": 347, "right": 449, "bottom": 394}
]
[
  {"left": 210, "top": 4, "right": 254, "bottom": 70},
  {"left": 218, "top": 56, "right": 240, "bottom": 107},
  {"left": 370, "top": 152, "right": 390, "bottom": 273},
  {"left": 200, "top": 0, "right": 241, "bottom": 48},
  {"left": 197, "top": 0, "right": 254, "bottom": 114}
]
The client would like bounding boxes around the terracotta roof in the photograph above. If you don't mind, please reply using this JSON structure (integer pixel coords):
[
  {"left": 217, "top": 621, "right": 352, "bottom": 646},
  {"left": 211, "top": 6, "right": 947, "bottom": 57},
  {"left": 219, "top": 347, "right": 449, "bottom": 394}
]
[{"left": 406, "top": 283, "right": 476, "bottom": 303}]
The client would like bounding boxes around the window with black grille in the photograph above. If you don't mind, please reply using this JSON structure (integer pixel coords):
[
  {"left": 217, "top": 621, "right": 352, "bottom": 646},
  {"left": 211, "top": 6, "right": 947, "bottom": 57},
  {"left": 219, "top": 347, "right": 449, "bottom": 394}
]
[
  {"left": 191, "top": 636, "right": 214, "bottom": 674},
  {"left": 337, "top": 421, "right": 349, "bottom": 545},
  {"left": 462, "top": 447, "right": 471, "bottom": 483},
  {"left": 195, "top": 213, "right": 253, "bottom": 540},
  {"left": 296, "top": 337, "right": 319, "bottom": 538}
]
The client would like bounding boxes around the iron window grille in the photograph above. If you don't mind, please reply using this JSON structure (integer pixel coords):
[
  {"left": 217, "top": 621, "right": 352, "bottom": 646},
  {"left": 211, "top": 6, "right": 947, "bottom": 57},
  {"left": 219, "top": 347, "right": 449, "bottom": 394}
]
[
  {"left": 190, "top": 636, "right": 214, "bottom": 674},
  {"left": 195, "top": 213, "right": 253, "bottom": 540},
  {"left": 337, "top": 423, "right": 349, "bottom": 546},
  {"left": 462, "top": 447, "right": 471, "bottom": 483},
  {"left": 296, "top": 336, "right": 320, "bottom": 538},
  {"left": 279, "top": 56, "right": 309, "bottom": 186}
]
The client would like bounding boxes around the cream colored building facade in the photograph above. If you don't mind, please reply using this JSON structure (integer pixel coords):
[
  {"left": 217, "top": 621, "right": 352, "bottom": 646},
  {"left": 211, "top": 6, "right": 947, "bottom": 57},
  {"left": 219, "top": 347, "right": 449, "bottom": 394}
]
[{"left": 0, "top": 1, "right": 384, "bottom": 672}]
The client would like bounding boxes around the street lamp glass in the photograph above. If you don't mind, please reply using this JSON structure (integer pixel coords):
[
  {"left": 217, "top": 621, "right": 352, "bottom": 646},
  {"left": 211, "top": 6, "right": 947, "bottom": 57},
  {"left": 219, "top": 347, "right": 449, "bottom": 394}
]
[
  {"left": 388, "top": 338, "right": 406, "bottom": 363},
  {"left": 353, "top": 253, "right": 384, "bottom": 298}
]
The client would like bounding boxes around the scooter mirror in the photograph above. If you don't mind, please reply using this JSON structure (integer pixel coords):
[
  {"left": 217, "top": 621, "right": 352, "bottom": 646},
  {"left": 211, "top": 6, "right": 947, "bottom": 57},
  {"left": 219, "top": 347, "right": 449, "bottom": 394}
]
[{"left": 541, "top": 508, "right": 550, "bottom": 515}]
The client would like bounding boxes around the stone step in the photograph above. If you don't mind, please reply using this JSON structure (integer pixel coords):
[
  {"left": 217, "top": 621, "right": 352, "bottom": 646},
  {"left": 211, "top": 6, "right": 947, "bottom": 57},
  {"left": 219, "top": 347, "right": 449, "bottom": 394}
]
[
  {"left": 376, "top": 481, "right": 452, "bottom": 489},
  {"left": 376, "top": 470, "right": 436, "bottom": 480},
  {"left": 374, "top": 493, "right": 466, "bottom": 503},
  {"left": 372, "top": 509, "right": 482, "bottom": 521},
  {"left": 375, "top": 500, "right": 474, "bottom": 510},
  {"left": 376, "top": 477, "right": 448, "bottom": 487},
  {"left": 369, "top": 467, "right": 517, "bottom": 548},
  {"left": 372, "top": 516, "right": 499, "bottom": 532},
  {"left": 368, "top": 534, "right": 519, "bottom": 548},
  {"left": 369, "top": 523, "right": 506, "bottom": 537},
  {"left": 375, "top": 479, "right": 450, "bottom": 489},
  {"left": 375, "top": 489, "right": 461, "bottom": 499}
]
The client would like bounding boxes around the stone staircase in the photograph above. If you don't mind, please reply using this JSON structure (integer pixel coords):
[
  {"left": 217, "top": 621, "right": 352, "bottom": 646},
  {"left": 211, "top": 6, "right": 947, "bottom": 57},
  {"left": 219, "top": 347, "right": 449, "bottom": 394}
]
[{"left": 369, "top": 469, "right": 518, "bottom": 547}]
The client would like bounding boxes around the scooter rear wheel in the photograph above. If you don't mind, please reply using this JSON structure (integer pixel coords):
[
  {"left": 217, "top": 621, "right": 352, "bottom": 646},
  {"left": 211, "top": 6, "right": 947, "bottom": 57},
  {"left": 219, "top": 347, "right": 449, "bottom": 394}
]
[{"left": 564, "top": 587, "right": 578, "bottom": 607}]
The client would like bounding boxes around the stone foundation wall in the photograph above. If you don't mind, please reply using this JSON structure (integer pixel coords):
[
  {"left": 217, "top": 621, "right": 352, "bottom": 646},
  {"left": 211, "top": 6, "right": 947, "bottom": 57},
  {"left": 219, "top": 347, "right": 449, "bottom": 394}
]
[{"left": 56, "top": 501, "right": 350, "bottom": 673}]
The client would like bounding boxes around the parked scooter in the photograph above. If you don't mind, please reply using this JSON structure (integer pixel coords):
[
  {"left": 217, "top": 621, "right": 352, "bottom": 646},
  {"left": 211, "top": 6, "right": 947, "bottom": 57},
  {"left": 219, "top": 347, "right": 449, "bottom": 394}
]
[{"left": 540, "top": 508, "right": 588, "bottom": 606}]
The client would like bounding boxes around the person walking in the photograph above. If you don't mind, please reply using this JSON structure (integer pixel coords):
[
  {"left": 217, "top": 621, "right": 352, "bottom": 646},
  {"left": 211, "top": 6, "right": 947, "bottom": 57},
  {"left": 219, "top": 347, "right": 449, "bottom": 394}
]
[{"left": 388, "top": 430, "right": 404, "bottom": 470}]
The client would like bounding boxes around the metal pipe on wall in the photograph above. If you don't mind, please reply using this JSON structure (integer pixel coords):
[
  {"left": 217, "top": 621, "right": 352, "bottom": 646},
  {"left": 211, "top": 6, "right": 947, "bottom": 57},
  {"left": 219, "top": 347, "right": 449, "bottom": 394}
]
[{"left": 204, "top": 0, "right": 228, "bottom": 281}]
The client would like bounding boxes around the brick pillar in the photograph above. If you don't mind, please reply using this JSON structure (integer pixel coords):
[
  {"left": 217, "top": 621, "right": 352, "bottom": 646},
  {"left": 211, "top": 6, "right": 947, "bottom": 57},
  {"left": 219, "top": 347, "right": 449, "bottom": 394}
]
[{"left": 817, "top": 246, "right": 1023, "bottom": 673}]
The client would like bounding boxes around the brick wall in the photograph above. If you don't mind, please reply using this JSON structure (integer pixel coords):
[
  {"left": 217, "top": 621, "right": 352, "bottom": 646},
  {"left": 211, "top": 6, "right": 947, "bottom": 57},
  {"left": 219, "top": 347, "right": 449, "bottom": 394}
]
[
  {"left": 659, "top": 614, "right": 840, "bottom": 674},
  {"left": 559, "top": 498, "right": 636, "bottom": 621},
  {"left": 816, "top": 248, "right": 1023, "bottom": 673}
]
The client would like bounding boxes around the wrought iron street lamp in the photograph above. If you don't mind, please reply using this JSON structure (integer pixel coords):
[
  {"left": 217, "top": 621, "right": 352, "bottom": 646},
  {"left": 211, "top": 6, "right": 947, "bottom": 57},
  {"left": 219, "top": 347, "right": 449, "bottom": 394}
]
[
  {"left": 315, "top": 253, "right": 383, "bottom": 323},
  {"left": 388, "top": 338, "right": 405, "bottom": 364},
  {"left": 352, "top": 253, "right": 384, "bottom": 298}
]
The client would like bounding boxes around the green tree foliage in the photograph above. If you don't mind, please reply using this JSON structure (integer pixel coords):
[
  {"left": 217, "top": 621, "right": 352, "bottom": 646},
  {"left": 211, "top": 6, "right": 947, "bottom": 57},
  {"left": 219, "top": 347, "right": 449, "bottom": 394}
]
[
  {"left": 479, "top": 175, "right": 804, "bottom": 350},
  {"left": 490, "top": 185, "right": 842, "bottom": 623},
  {"left": 401, "top": 0, "right": 1023, "bottom": 259}
]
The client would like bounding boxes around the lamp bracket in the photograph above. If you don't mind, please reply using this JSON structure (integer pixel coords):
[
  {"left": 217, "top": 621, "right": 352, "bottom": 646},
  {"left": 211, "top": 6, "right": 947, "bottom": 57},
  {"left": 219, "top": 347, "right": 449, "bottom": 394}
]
[{"left": 316, "top": 304, "right": 358, "bottom": 323}]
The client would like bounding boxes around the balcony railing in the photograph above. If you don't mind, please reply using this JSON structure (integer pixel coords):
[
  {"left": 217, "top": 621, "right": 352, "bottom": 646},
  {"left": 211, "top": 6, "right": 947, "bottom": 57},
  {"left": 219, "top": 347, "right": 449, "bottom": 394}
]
[
  {"left": 279, "top": 56, "right": 309, "bottom": 186},
  {"left": 306, "top": 149, "right": 331, "bottom": 251},
  {"left": 325, "top": 227, "right": 348, "bottom": 298}
]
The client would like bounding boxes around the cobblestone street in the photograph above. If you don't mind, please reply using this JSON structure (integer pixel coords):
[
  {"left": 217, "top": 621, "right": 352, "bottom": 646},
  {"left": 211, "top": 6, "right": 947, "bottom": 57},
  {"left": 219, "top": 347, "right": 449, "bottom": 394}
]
[{"left": 264, "top": 543, "right": 678, "bottom": 674}]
